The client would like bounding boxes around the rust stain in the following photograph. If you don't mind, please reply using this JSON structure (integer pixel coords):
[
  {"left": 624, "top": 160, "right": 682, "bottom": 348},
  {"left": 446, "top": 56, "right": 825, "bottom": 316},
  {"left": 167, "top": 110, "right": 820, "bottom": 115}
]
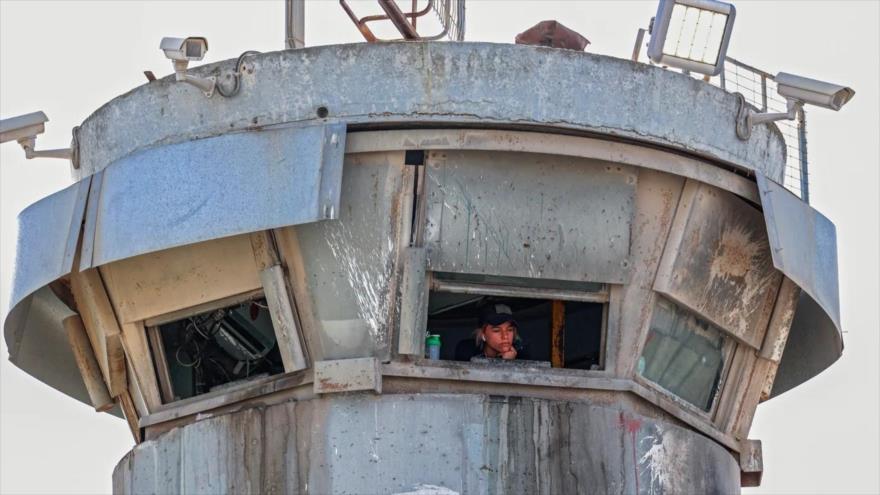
[{"left": 318, "top": 378, "right": 348, "bottom": 391}]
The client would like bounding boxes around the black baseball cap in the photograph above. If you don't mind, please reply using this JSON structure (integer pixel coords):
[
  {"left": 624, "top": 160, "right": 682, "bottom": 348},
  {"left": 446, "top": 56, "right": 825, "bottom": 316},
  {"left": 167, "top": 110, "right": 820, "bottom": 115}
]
[{"left": 479, "top": 303, "right": 517, "bottom": 327}]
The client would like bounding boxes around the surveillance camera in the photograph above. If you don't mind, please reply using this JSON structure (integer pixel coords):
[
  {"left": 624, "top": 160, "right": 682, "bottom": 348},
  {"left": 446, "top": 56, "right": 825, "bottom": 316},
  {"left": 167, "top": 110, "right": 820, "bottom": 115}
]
[
  {"left": 160, "top": 37, "right": 208, "bottom": 62},
  {"left": 0, "top": 111, "right": 47, "bottom": 144},
  {"left": 735, "top": 72, "right": 856, "bottom": 140},
  {"left": 775, "top": 72, "right": 855, "bottom": 111},
  {"left": 0, "top": 111, "right": 72, "bottom": 161},
  {"left": 160, "top": 36, "right": 216, "bottom": 97}
]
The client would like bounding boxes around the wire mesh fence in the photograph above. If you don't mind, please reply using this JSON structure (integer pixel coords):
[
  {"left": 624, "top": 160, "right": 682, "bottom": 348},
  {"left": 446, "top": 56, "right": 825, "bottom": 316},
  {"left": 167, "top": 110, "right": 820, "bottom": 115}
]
[
  {"left": 718, "top": 57, "right": 809, "bottom": 202},
  {"left": 433, "top": 0, "right": 466, "bottom": 41}
]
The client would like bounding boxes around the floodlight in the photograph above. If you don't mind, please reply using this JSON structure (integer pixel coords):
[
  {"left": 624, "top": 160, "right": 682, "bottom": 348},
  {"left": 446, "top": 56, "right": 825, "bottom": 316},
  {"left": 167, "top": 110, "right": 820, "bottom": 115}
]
[
  {"left": 735, "top": 72, "right": 855, "bottom": 140},
  {"left": 0, "top": 111, "right": 72, "bottom": 161},
  {"left": 647, "top": 0, "right": 736, "bottom": 76}
]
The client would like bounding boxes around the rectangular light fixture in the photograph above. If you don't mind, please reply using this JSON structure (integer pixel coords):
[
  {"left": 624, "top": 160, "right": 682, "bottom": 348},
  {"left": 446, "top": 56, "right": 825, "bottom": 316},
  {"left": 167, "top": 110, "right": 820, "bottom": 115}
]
[{"left": 648, "top": 0, "right": 736, "bottom": 76}]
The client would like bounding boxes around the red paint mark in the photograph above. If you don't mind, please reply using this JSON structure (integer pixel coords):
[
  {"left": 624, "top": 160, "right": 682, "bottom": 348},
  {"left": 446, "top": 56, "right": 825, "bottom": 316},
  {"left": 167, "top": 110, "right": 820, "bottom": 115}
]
[{"left": 618, "top": 412, "right": 641, "bottom": 493}]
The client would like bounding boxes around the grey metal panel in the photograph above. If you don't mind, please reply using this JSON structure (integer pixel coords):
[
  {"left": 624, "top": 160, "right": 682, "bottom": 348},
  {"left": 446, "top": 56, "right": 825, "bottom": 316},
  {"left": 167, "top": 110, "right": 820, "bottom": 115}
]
[
  {"left": 771, "top": 293, "right": 843, "bottom": 397},
  {"left": 425, "top": 150, "right": 636, "bottom": 284},
  {"left": 3, "top": 287, "right": 123, "bottom": 416},
  {"left": 81, "top": 123, "right": 346, "bottom": 269},
  {"left": 75, "top": 43, "right": 787, "bottom": 184},
  {"left": 8, "top": 178, "right": 90, "bottom": 312},
  {"left": 346, "top": 129, "right": 761, "bottom": 204},
  {"left": 757, "top": 173, "right": 841, "bottom": 332},
  {"left": 398, "top": 247, "right": 428, "bottom": 356},
  {"left": 78, "top": 169, "right": 103, "bottom": 271},
  {"left": 294, "top": 152, "right": 406, "bottom": 362},
  {"left": 756, "top": 173, "right": 844, "bottom": 396}
]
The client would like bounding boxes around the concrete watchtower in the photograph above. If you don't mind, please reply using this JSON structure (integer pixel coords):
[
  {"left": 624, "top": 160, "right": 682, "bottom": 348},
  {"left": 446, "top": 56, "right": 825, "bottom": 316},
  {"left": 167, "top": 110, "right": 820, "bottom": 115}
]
[{"left": 4, "top": 23, "right": 843, "bottom": 495}]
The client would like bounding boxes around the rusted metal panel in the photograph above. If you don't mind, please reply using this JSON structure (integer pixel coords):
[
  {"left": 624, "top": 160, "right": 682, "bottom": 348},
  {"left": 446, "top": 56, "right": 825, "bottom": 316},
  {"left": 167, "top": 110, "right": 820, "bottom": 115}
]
[
  {"left": 425, "top": 150, "right": 636, "bottom": 284},
  {"left": 313, "top": 357, "right": 381, "bottom": 394},
  {"left": 654, "top": 181, "right": 782, "bottom": 349},
  {"left": 760, "top": 277, "right": 801, "bottom": 363},
  {"left": 398, "top": 247, "right": 428, "bottom": 356},
  {"left": 739, "top": 439, "right": 763, "bottom": 487},
  {"left": 70, "top": 266, "right": 128, "bottom": 398},
  {"left": 64, "top": 314, "right": 114, "bottom": 412},
  {"left": 80, "top": 123, "right": 346, "bottom": 269},
  {"left": 7, "top": 177, "right": 90, "bottom": 314}
]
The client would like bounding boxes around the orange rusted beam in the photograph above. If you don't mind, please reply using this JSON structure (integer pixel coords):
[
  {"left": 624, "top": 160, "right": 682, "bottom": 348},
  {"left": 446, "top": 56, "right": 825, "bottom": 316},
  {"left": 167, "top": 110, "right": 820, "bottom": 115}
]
[{"left": 551, "top": 300, "right": 565, "bottom": 368}]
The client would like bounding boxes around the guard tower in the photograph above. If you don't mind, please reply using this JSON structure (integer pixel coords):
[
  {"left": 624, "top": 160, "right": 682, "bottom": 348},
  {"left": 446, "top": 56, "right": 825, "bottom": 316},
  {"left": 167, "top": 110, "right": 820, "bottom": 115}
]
[{"left": 3, "top": 3, "right": 846, "bottom": 494}]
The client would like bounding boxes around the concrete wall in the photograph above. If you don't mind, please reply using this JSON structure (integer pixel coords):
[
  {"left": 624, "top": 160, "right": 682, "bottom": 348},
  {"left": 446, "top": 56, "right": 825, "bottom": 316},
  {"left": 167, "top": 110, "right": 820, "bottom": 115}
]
[{"left": 114, "top": 394, "right": 740, "bottom": 495}]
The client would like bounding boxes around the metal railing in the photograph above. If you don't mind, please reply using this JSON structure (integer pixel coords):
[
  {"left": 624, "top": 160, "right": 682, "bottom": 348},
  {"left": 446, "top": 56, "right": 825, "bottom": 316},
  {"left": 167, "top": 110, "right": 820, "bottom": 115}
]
[
  {"left": 718, "top": 57, "right": 810, "bottom": 202},
  {"left": 340, "top": 0, "right": 465, "bottom": 43}
]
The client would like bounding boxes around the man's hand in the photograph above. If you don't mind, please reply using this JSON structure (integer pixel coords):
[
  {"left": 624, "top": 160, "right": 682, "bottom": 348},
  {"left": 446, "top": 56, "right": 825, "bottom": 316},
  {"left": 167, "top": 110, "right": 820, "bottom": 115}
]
[{"left": 500, "top": 348, "right": 517, "bottom": 360}]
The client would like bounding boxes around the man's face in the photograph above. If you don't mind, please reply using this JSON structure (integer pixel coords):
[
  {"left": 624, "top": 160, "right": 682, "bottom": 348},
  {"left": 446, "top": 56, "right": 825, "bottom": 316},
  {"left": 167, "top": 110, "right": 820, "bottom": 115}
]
[{"left": 483, "top": 321, "right": 516, "bottom": 354}]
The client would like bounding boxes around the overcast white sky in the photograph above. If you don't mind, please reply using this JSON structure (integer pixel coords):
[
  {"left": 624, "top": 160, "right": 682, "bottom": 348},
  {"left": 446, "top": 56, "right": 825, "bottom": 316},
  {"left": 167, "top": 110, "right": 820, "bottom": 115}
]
[{"left": 1, "top": 1, "right": 878, "bottom": 494}]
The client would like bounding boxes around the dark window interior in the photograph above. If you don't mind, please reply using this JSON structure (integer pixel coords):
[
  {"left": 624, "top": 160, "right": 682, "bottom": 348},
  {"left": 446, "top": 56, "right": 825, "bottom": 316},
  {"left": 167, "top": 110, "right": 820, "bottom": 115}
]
[
  {"left": 155, "top": 298, "right": 284, "bottom": 401},
  {"left": 427, "top": 292, "right": 605, "bottom": 369}
]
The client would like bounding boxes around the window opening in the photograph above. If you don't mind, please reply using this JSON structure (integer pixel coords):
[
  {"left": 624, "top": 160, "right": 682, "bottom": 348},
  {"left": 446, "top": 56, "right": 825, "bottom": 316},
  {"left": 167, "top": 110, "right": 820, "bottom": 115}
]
[
  {"left": 152, "top": 297, "right": 284, "bottom": 402},
  {"left": 426, "top": 280, "right": 606, "bottom": 370},
  {"left": 407, "top": 149, "right": 427, "bottom": 247},
  {"left": 638, "top": 296, "right": 731, "bottom": 412}
]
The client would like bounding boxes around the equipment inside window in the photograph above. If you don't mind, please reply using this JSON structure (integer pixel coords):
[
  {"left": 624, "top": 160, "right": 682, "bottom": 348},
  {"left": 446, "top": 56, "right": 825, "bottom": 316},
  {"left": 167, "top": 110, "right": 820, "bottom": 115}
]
[{"left": 153, "top": 298, "right": 284, "bottom": 402}]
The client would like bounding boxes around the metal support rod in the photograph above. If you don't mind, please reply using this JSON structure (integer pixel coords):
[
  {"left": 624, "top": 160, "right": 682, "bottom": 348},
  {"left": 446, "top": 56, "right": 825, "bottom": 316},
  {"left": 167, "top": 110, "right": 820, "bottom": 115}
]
[
  {"left": 378, "top": 0, "right": 420, "bottom": 39},
  {"left": 632, "top": 28, "right": 647, "bottom": 62},
  {"left": 412, "top": 0, "right": 418, "bottom": 30},
  {"left": 430, "top": 279, "right": 610, "bottom": 303},
  {"left": 760, "top": 75, "right": 768, "bottom": 112},
  {"left": 798, "top": 108, "right": 810, "bottom": 203},
  {"left": 285, "top": 0, "right": 305, "bottom": 49}
]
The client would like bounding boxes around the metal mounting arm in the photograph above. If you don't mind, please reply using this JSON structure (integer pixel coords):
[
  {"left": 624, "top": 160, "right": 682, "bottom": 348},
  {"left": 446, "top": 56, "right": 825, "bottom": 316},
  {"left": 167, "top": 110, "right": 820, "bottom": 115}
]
[
  {"left": 736, "top": 95, "right": 803, "bottom": 141},
  {"left": 17, "top": 137, "right": 71, "bottom": 160}
]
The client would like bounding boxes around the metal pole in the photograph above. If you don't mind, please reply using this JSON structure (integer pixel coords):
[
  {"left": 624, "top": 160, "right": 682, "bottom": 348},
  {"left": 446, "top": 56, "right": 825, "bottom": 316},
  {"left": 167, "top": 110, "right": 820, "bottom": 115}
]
[
  {"left": 631, "top": 28, "right": 647, "bottom": 62},
  {"left": 285, "top": 0, "right": 305, "bottom": 49},
  {"left": 798, "top": 108, "right": 810, "bottom": 203},
  {"left": 760, "top": 75, "right": 768, "bottom": 112}
]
